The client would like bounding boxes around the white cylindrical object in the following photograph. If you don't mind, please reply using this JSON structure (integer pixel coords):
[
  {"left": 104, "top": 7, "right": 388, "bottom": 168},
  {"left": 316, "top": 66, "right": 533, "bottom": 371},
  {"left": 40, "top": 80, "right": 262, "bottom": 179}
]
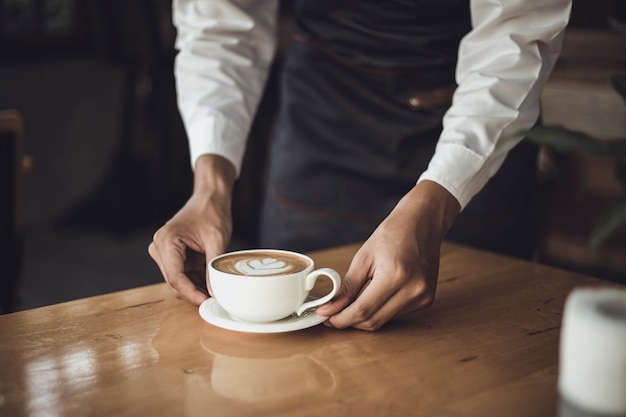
[{"left": 559, "top": 287, "right": 626, "bottom": 416}]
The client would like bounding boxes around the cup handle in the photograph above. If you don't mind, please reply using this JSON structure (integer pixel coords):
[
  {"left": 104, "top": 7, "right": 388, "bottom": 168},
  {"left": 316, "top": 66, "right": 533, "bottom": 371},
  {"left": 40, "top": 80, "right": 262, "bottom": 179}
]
[{"left": 295, "top": 268, "right": 341, "bottom": 316}]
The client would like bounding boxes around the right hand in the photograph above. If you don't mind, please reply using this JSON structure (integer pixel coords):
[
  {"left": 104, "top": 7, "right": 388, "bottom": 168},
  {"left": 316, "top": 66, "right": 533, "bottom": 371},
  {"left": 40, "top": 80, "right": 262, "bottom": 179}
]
[
  {"left": 148, "top": 155, "right": 236, "bottom": 305},
  {"left": 317, "top": 180, "right": 460, "bottom": 331}
]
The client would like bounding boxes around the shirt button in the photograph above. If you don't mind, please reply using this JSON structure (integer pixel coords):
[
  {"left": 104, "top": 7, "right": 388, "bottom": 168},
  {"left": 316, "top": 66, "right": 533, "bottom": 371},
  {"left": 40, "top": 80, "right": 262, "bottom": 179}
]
[{"left": 408, "top": 96, "right": 421, "bottom": 108}]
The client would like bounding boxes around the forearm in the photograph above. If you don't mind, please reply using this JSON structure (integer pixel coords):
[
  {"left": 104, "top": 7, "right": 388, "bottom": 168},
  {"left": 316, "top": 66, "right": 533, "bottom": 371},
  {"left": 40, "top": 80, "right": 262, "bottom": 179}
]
[
  {"left": 319, "top": 181, "right": 461, "bottom": 330},
  {"left": 192, "top": 154, "right": 237, "bottom": 201},
  {"left": 396, "top": 180, "right": 460, "bottom": 243},
  {"left": 173, "top": 0, "right": 279, "bottom": 174},
  {"left": 150, "top": 154, "right": 236, "bottom": 305},
  {"left": 419, "top": 0, "right": 572, "bottom": 209}
]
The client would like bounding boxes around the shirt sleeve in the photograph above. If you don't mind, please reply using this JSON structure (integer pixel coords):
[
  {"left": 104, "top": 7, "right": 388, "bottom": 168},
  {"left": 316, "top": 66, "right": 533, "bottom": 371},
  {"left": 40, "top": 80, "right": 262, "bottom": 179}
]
[
  {"left": 172, "top": 0, "right": 278, "bottom": 174},
  {"left": 417, "top": 0, "right": 572, "bottom": 209}
]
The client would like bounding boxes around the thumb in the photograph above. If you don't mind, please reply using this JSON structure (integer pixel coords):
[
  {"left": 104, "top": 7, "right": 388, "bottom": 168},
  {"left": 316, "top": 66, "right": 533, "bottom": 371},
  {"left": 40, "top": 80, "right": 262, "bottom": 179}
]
[
  {"left": 316, "top": 251, "right": 372, "bottom": 316},
  {"left": 201, "top": 235, "right": 230, "bottom": 297}
]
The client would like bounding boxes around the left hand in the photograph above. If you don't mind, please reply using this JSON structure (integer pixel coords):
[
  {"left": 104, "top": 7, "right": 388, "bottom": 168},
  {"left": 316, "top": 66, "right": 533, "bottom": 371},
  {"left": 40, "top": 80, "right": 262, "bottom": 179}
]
[{"left": 316, "top": 180, "right": 460, "bottom": 331}]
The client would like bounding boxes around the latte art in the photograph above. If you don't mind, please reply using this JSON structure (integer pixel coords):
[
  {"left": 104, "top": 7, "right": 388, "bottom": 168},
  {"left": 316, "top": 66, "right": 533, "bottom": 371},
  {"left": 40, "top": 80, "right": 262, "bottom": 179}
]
[
  {"left": 212, "top": 251, "right": 310, "bottom": 276},
  {"left": 235, "top": 258, "right": 291, "bottom": 276},
  {"left": 209, "top": 248, "right": 341, "bottom": 323}
]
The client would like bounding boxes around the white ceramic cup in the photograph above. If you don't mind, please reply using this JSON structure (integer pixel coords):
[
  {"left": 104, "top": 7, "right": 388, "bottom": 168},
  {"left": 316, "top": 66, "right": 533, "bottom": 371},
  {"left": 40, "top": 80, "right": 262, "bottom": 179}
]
[{"left": 208, "top": 249, "right": 341, "bottom": 323}]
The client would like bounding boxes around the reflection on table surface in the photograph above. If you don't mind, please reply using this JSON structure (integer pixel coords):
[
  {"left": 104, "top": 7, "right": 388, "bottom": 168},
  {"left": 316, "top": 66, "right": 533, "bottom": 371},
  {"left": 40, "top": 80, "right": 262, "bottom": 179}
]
[{"left": 0, "top": 242, "right": 620, "bottom": 417}]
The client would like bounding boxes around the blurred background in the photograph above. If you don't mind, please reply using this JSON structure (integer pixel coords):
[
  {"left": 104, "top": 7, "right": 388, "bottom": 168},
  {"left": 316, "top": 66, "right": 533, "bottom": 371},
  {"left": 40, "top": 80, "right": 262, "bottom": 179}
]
[{"left": 0, "top": 0, "right": 625, "bottom": 313}]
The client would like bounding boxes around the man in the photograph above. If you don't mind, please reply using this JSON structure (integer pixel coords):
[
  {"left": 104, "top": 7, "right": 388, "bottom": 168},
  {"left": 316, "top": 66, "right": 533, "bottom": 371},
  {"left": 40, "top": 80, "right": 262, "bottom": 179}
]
[{"left": 149, "top": 0, "right": 572, "bottom": 331}]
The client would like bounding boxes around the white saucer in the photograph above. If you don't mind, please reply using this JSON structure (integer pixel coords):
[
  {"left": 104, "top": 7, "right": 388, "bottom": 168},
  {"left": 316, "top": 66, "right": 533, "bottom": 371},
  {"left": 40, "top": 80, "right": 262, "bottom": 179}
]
[{"left": 198, "top": 298, "right": 329, "bottom": 333}]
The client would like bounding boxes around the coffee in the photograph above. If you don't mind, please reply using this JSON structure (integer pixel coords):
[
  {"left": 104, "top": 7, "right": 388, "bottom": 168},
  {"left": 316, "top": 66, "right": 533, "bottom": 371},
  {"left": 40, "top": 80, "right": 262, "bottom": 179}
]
[
  {"left": 212, "top": 251, "right": 310, "bottom": 277},
  {"left": 209, "top": 249, "right": 341, "bottom": 323}
]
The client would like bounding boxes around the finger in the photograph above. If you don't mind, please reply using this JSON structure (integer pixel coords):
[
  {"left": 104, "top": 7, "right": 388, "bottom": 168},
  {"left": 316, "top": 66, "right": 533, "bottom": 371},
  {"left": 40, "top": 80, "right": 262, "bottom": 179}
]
[
  {"left": 149, "top": 242, "right": 190, "bottom": 300},
  {"left": 157, "top": 239, "right": 208, "bottom": 305},
  {"left": 149, "top": 241, "right": 176, "bottom": 290},
  {"left": 350, "top": 288, "right": 433, "bottom": 331},
  {"left": 205, "top": 269, "right": 214, "bottom": 298},
  {"left": 200, "top": 236, "right": 228, "bottom": 298},
  {"left": 327, "top": 274, "right": 435, "bottom": 331},
  {"left": 182, "top": 249, "right": 210, "bottom": 291},
  {"left": 148, "top": 242, "right": 204, "bottom": 301},
  {"left": 169, "top": 271, "right": 208, "bottom": 305},
  {"left": 315, "top": 253, "right": 372, "bottom": 316},
  {"left": 324, "top": 275, "right": 397, "bottom": 330}
]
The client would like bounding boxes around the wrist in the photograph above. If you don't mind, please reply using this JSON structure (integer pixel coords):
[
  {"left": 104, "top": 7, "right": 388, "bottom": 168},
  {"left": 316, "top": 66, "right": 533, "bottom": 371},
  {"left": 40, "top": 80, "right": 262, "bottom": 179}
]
[
  {"left": 402, "top": 180, "right": 461, "bottom": 239},
  {"left": 193, "top": 154, "right": 237, "bottom": 196}
]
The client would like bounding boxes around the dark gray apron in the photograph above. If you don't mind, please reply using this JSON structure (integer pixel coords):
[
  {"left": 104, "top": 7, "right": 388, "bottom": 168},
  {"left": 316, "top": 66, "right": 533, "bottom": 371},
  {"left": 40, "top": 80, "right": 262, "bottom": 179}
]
[{"left": 260, "top": 0, "right": 539, "bottom": 259}]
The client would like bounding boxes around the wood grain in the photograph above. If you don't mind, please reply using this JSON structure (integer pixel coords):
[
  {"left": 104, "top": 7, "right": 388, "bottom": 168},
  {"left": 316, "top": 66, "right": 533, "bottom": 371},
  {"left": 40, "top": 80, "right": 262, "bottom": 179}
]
[{"left": 0, "top": 241, "right": 619, "bottom": 417}]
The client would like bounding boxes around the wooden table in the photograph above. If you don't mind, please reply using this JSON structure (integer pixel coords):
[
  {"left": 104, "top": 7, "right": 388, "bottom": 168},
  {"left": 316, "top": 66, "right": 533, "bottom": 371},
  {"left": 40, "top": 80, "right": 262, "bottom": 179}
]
[{"left": 0, "top": 242, "right": 620, "bottom": 417}]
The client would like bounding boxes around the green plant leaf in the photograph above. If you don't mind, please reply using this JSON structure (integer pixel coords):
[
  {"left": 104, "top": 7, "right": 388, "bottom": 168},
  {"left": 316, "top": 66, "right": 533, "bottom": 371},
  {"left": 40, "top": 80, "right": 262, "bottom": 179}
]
[
  {"left": 590, "top": 197, "right": 626, "bottom": 249},
  {"left": 525, "top": 125, "right": 626, "bottom": 161},
  {"left": 525, "top": 126, "right": 610, "bottom": 154},
  {"left": 611, "top": 74, "right": 626, "bottom": 108}
]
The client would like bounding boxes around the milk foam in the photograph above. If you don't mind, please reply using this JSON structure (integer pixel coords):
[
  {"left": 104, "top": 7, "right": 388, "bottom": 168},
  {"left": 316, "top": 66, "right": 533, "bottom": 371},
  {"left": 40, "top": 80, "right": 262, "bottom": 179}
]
[{"left": 235, "top": 258, "right": 293, "bottom": 276}]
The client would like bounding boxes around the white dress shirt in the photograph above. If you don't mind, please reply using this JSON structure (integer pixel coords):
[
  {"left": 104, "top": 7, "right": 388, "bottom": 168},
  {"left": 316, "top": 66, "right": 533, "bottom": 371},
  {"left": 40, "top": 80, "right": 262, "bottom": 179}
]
[{"left": 172, "top": 0, "right": 571, "bottom": 209}]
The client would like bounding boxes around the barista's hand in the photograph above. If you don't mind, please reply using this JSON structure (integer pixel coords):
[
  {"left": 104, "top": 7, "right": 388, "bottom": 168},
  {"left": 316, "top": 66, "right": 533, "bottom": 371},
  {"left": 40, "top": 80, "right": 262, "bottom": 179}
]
[
  {"left": 316, "top": 180, "right": 460, "bottom": 331},
  {"left": 148, "top": 155, "right": 236, "bottom": 305}
]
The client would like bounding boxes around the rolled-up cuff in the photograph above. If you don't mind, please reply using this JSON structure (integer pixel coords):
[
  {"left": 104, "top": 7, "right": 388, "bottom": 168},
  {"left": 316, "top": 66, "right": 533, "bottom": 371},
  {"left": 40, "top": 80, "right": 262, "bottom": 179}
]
[
  {"left": 186, "top": 112, "right": 248, "bottom": 177},
  {"left": 417, "top": 143, "right": 506, "bottom": 210}
]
